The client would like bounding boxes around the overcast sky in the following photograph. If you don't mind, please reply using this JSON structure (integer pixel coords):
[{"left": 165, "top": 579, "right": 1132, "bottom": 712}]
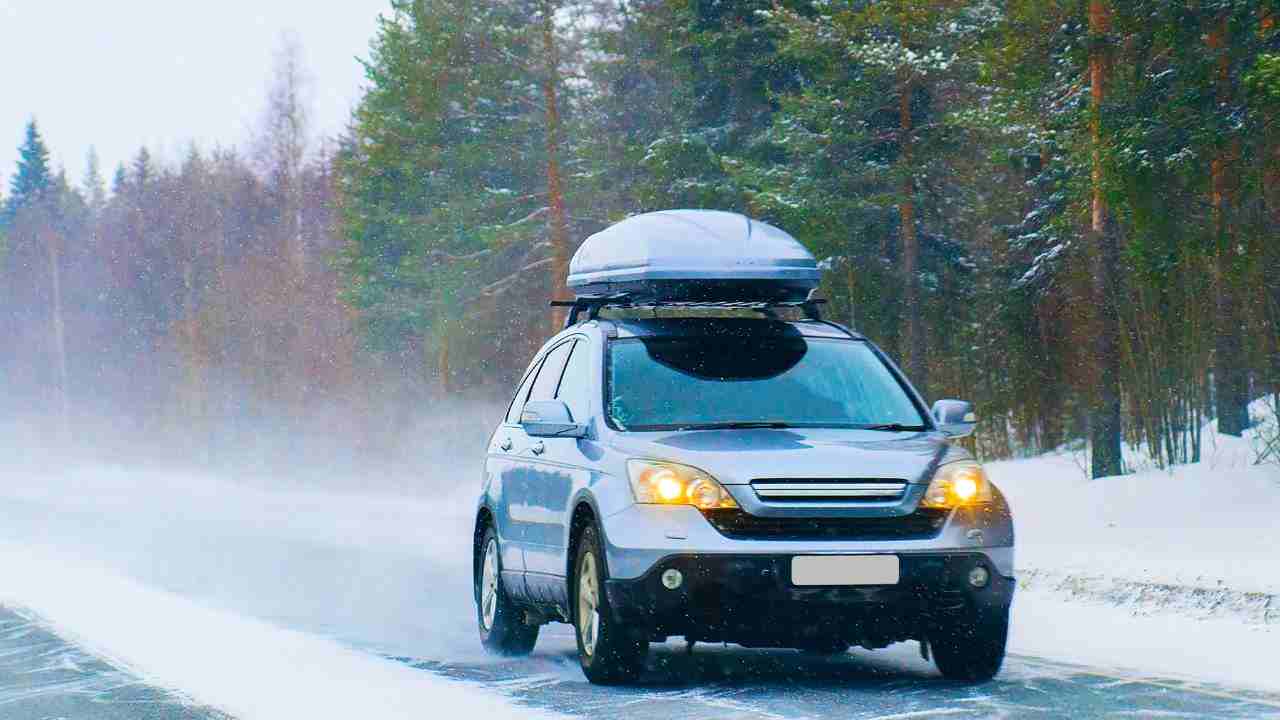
[{"left": 0, "top": 0, "right": 388, "bottom": 195}]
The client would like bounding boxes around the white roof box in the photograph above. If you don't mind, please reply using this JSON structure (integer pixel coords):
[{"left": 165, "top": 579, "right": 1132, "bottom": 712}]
[{"left": 567, "top": 210, "right": 820, "bottom": 302}]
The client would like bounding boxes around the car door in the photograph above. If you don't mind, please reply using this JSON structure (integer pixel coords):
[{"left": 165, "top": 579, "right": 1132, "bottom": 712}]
[
  {"left": 509, "top": 339, "right": 575, "bottom": 598},
  {"left": 521, "top": 337, "right": 595, "bottom": 606},
  {"left": 487, "top": 356, "right": 542, "bottom": 593}
]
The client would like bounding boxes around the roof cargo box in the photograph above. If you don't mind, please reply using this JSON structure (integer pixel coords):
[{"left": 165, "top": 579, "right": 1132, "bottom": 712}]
[{"left": 566, "top": 210, "right": 820, "bottom": 303}]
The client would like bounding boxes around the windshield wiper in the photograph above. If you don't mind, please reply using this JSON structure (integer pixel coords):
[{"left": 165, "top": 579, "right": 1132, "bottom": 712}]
[
  {"left": 860, "top": 423, "right": 928, "bottom": 432},
  {"left": 684, "top": 421, "right": 794, "bottom": 430}
]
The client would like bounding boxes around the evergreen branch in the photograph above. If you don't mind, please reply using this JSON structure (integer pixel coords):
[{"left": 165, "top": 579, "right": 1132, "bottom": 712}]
[{"left": 479, "top": 257, "right": 555, "bottom": 296}]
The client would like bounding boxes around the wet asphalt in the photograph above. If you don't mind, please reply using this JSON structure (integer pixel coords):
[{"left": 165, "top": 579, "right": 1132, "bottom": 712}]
[
  {"left": 3, "top": 607, "right": 1278, "bottom": 720},
  {"left": 0, "top": 608, "right": 230, "bottom": 720},
  {"left": 403, "top": 627, "right": 1280, "bottom": 720}
]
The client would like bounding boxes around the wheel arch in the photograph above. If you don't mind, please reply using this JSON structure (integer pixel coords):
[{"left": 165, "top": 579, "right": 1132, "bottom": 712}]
[
  {"left": 474, "top": 506, "right": 496, "bottom": 587},
  {"left": 566, "top": 499, "right": 600, "bottom": 584}
]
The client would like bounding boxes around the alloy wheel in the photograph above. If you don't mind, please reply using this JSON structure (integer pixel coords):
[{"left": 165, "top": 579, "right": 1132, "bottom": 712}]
[
  {"left": 577, "top": 551, "right": 601, "bottom": 656},
  {"left": 480, "top": 537, "right": 499, "bottom": 631}
]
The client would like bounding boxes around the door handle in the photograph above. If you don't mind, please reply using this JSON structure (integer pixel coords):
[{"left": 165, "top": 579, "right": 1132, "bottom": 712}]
[
  {"left": 499, "top": 437, "right": 513, "bottom": 452},
  {"left": 530, "top": 441, "right": 545, "bottom": 456}
]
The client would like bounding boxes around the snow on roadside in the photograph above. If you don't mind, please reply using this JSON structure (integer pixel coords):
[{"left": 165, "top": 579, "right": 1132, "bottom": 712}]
[
  {"left": 1011, "top": 589, "right": 1280, "bottom": 694},
  {"left": 0, "top": 463, "right": 490, "bottom": 661},
  {"left": 988, "top": 399, "right": 1280, "bottom": 597},
  {"left": 0, "top": 543, "right": 562, "bottom": 720},
  {"left": 990, "top": 398, "right": 1279, "bottom": 692}
]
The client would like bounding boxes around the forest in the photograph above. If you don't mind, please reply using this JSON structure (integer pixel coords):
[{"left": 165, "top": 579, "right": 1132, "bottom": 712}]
[{"left": 1, "top": 0, "right": 1277, "bottom": 479}]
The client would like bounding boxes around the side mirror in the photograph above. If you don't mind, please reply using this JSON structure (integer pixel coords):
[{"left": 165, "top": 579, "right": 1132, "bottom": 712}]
[
  {"left": 932, "top": 399, "right": 977, "bottom": 439},
  {"left": 521, "top": 400, "right": 588, "bottom": 439}
]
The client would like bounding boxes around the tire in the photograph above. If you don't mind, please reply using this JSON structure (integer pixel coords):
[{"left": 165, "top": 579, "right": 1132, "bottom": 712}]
[
  {"left": 572, "top": 523, "right": 648, "bottom": 684},
  {"left": 475, "top": 526, "right": 539, "bottom": 656},
  {"left": 930, "top": 603, "right": 1010, "bottom": 683}
]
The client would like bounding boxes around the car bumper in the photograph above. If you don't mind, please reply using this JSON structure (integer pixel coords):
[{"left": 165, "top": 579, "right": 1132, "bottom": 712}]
[
  {"left": 602, "top": 551, "right": 1014, "bottom": 647},
  {"left": 600, "top": 503, "right": 1016, "bottom": 580}
]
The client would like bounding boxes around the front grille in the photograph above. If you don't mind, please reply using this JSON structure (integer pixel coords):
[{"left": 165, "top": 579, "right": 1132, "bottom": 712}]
[
  {"left": 702, "top": 508, "right": 950, "bottom": 541},
  {"left": 751, "top": 478, "right": 907, "bottom": 503}
]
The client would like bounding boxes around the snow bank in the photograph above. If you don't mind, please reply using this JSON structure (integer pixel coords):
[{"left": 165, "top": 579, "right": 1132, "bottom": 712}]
[
  {"left": 991, "top": 398, "right": 1279, "bottom": 692},
  {"left": 1011, "top": 589, "right": 1280, "bottom": 694},
  {"left": 988, "top": 397, "right": 1280, "bottom": 596},
  {"left": 0, "top": 544, "right": 560, "bottom": 720}
]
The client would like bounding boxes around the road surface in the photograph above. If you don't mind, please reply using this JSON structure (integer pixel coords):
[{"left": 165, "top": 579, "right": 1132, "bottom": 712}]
[
  {"left": 405, "top": 628, "right": 1280, "bottom": 719},
  {"left": 4, "top": 606, "right": 1277, "bottom": 720},
  {"left": 0, "top": 608, "right": 230, "bottom": 720},
  {"left": 1, "top": 473, "right": 1277, "bottom": 719}
]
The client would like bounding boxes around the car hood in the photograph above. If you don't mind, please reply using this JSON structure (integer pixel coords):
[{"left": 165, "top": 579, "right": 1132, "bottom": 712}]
[{"left": 603, "top": 427, "right": 963, "bottom": 484}]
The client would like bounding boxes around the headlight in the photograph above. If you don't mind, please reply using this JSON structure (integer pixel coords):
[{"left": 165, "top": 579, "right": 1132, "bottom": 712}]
[
  {"left": 919, "top": 461, "right": 993, "bottom": 509},
  {"left": 627, "top": 459, "right": 739, "bottom": 510}
]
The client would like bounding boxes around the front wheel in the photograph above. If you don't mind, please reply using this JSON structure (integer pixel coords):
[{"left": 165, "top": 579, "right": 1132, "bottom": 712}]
[
  {"left": 573, "top": 524, "right": 647, "bottom": 684},
  {"left": 475, "top": 526, "right": 538, "bottom": 655},
  {"left": 930, "top": 603, "right": 1010, "bottom": 683}
]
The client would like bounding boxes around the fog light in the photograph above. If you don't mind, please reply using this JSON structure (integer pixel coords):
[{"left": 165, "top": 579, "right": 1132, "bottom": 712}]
[
  {"left": 661, "top": 568, "right": 683, "bottom": 590},
  {"left": 968, "top": 565, "right": 990, "bottom": 589}
]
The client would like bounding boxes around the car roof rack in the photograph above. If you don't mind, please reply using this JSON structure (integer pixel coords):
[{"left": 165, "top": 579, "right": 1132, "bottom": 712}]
[{"left": 551, "top": 294, "right": 827, "bottom": 328}]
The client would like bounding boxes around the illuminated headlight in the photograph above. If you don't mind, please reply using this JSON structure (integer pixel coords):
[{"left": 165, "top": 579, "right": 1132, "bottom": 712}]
[
  {"left": 627, "top": 459, "right": 739, "bottom": 510},
  {"left": 919, "top": 461, "right": 994, "bottom": 509}
]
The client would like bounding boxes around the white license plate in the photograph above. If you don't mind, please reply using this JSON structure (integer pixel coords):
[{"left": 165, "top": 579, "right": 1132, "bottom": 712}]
[{"left": 791, "top": 555, "right": 900, "bottom": 586}]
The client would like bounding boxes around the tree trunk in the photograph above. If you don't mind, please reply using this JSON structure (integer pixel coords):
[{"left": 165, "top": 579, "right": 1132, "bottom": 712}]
[
  {"left": 438, "top": 327, "right": 451, "bottom": 395},
  {"left": 45, "top": 229, "right": 70, "bottom": 442},
  {"left": 899, "top": 74, "right": 928, "bottom": 396},
  {"left": 1261, "top": 9, "right": 1280, "bottom": 411},
  {"left": 1264, "top": 6, "right": 1279, "bottom": 220},
  {"left": 542, "top": 0, "right": 571, "bottom": 333},
  {"left": 1088, "top": 0, "right": 1123, "bottom": 478},
  {"left": 1208, "top": 14, "right": 1249, "bottom": 436},
  {"left": 182, "top": 259, "right": 208, "bottom": 459},
  {"left": 846, "top": 255, "right": 857, "bottom": 331}
]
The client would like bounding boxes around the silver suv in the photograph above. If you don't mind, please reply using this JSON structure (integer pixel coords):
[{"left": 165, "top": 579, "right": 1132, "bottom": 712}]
[{"left": 473, "top": 211, "right": 1014, "bottom": 685}]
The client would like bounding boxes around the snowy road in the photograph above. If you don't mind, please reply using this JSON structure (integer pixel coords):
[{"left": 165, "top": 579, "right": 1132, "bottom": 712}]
[
  {"left": 406, "top": 640, "right": 1280, "bottom": 719},
  {"left": 4, "top": 606, "right": 1279, "bottom": 720},
  {"left": 0, "top": 464, "right": 1277, "bottom": 719},
  {"left": 0, "top": 609, "right": 229, "bottom": 720}
]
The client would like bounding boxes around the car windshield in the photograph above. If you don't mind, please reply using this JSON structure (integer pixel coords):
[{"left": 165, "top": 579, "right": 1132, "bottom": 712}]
[{"left": 606, "top": 333, "right": 927, "bottom": 431}]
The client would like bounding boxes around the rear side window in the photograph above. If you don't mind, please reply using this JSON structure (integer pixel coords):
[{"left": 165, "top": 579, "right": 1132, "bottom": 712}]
[
  {"left": 527, "top": 340, "right": 574, "bottom": 403},
  {"left": 556, "top": 339, "right": 593, "bottom": 422}
]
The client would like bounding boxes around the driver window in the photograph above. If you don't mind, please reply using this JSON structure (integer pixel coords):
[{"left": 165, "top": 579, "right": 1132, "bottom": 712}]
[{"left": 556, "top": 339, "right": 592, "bottom": 422}]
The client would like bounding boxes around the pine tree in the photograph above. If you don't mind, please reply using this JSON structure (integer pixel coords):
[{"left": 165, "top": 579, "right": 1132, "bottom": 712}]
[
  {"left": 338, "top": 0, "right": 559, "bottom": 390},
  {"left": 540, "top": 0, "right": 571, "bottom": 332},
  {"left": 750, "top": 0, "right": 994, "bottom": 396},
  {"left": 3, "top": 120, "right": 54, "bottom": 224},
  {"left": 82, "top": 146, "right": 106, "bottom": 215},
  {"left": 1086, "top": 0, "right": 1124, "bottom": 477},
  {"left": 1207, "top": 9, "right": 1249, "bottom": 437},
  {"left": 110, "top": 163, "right": 128, "bottom": 196},
  {"left": 131, "top": 147, "right": 154, "bottom": 191},
  {"left": 631, "top": 0, "right": 805, "bottom": 211},
  {"left": 1, "top": 120, "right": 76, "bottom": 439}
]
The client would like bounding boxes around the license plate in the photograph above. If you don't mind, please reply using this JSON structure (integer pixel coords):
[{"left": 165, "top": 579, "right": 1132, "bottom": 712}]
[{"left": 791, "top": 555, "right": 900, "bottom": 586}]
